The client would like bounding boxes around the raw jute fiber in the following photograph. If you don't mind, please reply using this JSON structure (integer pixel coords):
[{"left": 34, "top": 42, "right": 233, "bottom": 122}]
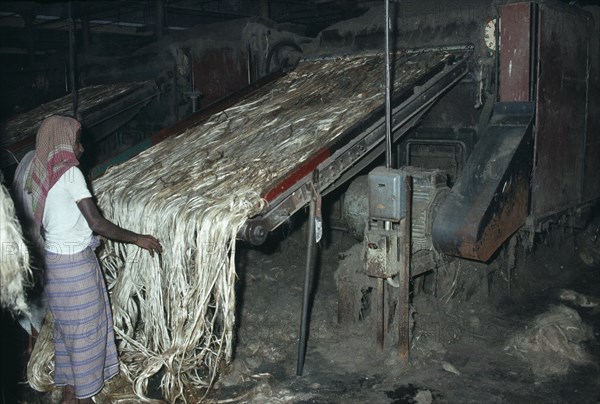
[
  {"left": 0, "top": 180, "right": 31, "bottom": 316},
  {"left": 504, "top": 304, "right": 594, "bottom": 379},
  {"left": 1, "top": 82, "right": 151, "bottom": 150},
  {"left": 28, "top": 50, "right": 456, "bottom": 402}
]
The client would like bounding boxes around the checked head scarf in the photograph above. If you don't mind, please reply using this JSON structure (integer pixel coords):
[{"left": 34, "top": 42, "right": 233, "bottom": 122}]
[{"left": 26, "top": 115, "right": 82, "bottom": 223}]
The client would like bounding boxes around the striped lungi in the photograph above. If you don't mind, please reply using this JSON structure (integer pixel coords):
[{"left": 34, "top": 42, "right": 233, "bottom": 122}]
[{"left": 44, "top": 239, "right": 119, "bottom": 399}]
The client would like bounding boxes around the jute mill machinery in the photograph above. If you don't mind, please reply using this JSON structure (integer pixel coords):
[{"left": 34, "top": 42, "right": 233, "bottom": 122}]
[
  {"left": 236, "top": 0, "right": 598, "bottom": 372},
  {"left": 8, "top": 0, "right": 593, "bottom": 380}
]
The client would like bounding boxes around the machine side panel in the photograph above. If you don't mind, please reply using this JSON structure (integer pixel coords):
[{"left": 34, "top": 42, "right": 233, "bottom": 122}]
[
  {"left": 500, "top": 3, "right": 531, "bottom": 102},
  {"left": 194, "top": 48, "right": 248, "bottom": 108},
  {"left": 532, "top": 5, "right": 589, "bottom": 217},
  {"left": 432, "top": 103, "right": 534, "bottom": 262}
]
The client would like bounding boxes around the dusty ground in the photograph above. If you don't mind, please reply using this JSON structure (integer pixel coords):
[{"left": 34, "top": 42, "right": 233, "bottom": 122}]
[
  {"left": 2, "top": 213, "right": 600, "bottom": 404},
  {"left": 209, "top": 215, "right": 600, "bottom": 404}
]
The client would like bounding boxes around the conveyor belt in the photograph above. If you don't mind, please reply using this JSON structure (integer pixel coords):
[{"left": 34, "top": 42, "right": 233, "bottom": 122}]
[
  {"left": 0, "top": 81, "right": 158, "bottom": 167},
  {"left": 239, "top": 46, "right": 472, "bottom": 244},
  {"left": 86, "top": 47, "right": 471, "bottom": 245}
]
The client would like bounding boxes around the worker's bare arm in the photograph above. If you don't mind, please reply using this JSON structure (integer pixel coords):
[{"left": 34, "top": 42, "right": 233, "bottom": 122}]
[{"left": 77, "top": 197, "right": 163, "bottom": 256}]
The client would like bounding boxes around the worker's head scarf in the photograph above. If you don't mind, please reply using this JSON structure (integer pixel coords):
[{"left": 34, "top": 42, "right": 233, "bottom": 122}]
[{"left": 26, "top": 115, "right": 82, "bottom": 223}]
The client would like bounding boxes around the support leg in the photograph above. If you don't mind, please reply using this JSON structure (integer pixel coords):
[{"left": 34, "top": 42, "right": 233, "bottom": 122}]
[
  {"left": 376, "top": 278, "right": 385, "bottom": 351},
  {"left": 398, "top": 177, "right": 412, "bottom": 362},
  {"left": 297, "top": 192, "right": 318, "bottom": 376},
  {"left": 398, "top": 251, "right": 410, "bottom": 362}
]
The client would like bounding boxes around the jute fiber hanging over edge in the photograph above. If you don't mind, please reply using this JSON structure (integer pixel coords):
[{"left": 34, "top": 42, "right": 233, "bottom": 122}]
[{"left": 0, "top": 181, "right": 31, "bottom": 316}]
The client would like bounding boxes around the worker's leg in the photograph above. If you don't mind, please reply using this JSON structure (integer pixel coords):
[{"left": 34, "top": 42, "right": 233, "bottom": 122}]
[{"left": 60, "top": 385, "right": 76, "bottom": 404}]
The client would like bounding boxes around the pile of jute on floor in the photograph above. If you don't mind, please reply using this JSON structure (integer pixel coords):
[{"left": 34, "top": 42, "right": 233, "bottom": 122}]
[{"left": 28, "top": 50, "right": 454, "bottom": 402}]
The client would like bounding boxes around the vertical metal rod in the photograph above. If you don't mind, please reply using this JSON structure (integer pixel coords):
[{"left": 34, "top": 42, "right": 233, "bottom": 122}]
[
  {"left": 528, "top": 4, "right": 535, "bottom": 101},
  {"left": 69, "top": 2, "right": 78, "bottom": 117},
  {"left": 24, "top": 12, "right": 35, "bottom": 67},
  {"left": 377, "top": 0, "right": 394, "bottom": 352},
  {"left": 376, "top": 278, "right": 385, "bottom": 351},
  {"left": 384, "top": 0, "right": 392, "bottom": 169},
  {"left": 297, "top": 185, "right": 318, "bottom": 376},
  {"left": 191, "top": 60, "right": 195, "bottom": 91},
  {"left": 494, "top": 10, "right": 500, "bottom": 102},
  {"left": 398, "top": 176, "right": 412, "bottom": 361},
  {"left": 246, "top": 44, "right": 253, "bottom": 85},
  {"left": 155, "top": 0, "right": 165, "bottom": 40},
  {"left": 260, "top": 0, "right": 270, "bottom": 19},
  {"left": 81, "top": 4, "right": 91, "bottom": 48}
]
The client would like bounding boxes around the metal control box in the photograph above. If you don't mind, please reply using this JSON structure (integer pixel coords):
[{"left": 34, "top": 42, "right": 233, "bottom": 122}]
[{"left": 368, "top": 167, "right": 406, "bottom": 222}]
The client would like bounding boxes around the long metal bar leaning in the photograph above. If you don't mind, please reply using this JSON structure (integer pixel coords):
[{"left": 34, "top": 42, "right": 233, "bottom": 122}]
[{"left": 296, "top": 171, "right": 320, "bottom": 376}]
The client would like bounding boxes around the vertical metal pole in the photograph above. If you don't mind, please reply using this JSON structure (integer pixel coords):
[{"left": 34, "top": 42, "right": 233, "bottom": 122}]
[
  {"left": 24, "top": 12, "right": 35, "bottom": 68},
  {"left": 528, "top": 3, "right": 537, "bottom": 102},
  {"left": 81, "top": 4, "right": 91, "bottom": 48},
  {"left": 155, "top": 0, "right": 165, "bottom": 40},
  {"left": 398, "top": 176, "right": 412, "bottom": 362},
  {"left": 191, "top": 60, "right": 195, "bottom": 91},
  {"left": 297, "top": 173, "right": 319, "bottom": 376},
  {"left": 494, "top": 10, "right": 500, "bottom": 102},
  {"left": 246, "top": 44, "right": 253, "bottom": 85},
  {"left": 260, "top": 0, "right": 270, "bottom": 19},
  {"left": 376, "top": 0, "right": 393, "bottom": 353},
  {"left": 376, "top": 277, "right": 385, "bottom": 351},
  {"left": 69, "top": 2, "right": 78, "bottom": 117},
  {"left": 385, "top": 0, "right": 392, "bottom": 170}
]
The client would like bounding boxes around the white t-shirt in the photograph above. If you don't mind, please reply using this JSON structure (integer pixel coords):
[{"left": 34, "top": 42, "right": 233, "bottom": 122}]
[{"left": 43, "top": 166, "right": 93, "bottom": 254}]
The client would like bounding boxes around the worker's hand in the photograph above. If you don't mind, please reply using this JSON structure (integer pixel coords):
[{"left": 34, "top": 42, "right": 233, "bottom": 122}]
[{"left": 135, "top": 234, "right": 163, "bottom": 256}]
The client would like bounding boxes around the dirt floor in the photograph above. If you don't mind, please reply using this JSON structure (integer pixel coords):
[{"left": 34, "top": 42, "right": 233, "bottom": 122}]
[
  {"left": 2, "top": 212, "right": 600, "bottom": 404},
  {"left": 207, "top": 217, "right": 600, "bottom": 404}
]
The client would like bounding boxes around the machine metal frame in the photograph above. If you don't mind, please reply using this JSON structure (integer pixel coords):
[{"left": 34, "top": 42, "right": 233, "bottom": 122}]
[{"left": 238, "top": 46, "right": 473, "bottom": 245}]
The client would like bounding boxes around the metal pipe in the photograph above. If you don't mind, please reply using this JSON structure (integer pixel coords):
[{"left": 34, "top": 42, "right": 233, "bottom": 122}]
[
  {"left": 246, "top": 44, "right": 252, "bottom": 85},
  {"left": 376, "top": 278, "right": 385, "bottom": 351},
  {"left": 69, "top": 2, "right": 78, "bottom": 117},
  {"left": 81, "top": 5, "right": 91, "bottom": 48},
  {"left": 385, "top": 0, "right": 392, "bottom": 169},
  {"left": 406, "top": 44, "right": 474, "bottom": 54},
  {"left": 297, "top": 173, "right": 319, "bottom": 376},
  {"left": 377, "top": 0, "right": 394, "bottom": 352},
  {"left": 24, "top": 12, "right": 35, "bottom": 67},
  {"left": 155, "top": 0, "right": 164, "bottom": 40},
  {"left": 528, "top": 3, "right": 537, "bottom": 101},
  {"left": 494, "top": 9, "right": 500, "bottom": 102},
  {"left": 260, "top": 0, "right": 270, "bottom": 19}
]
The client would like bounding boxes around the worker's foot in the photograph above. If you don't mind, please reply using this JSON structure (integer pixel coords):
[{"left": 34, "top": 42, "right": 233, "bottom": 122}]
[{"left": 60, "top": 385, "right": 76, "bottom": 404}]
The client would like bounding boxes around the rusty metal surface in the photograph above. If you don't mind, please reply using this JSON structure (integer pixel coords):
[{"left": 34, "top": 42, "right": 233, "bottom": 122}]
[
  {"left": 193, "top": 48, "right": 248, "bottom": 108},
  {"left": 365, "top": 227, "right": 399, "bottom": 279},
  {"left": 532, "top": 4, "right": 589, "bottom": 218},
  {"left": 432, "top": 102, "right": 534, "bottom": 262},
  {"left": 500, "top": 3, "right": 531, "bottom": 102}
]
